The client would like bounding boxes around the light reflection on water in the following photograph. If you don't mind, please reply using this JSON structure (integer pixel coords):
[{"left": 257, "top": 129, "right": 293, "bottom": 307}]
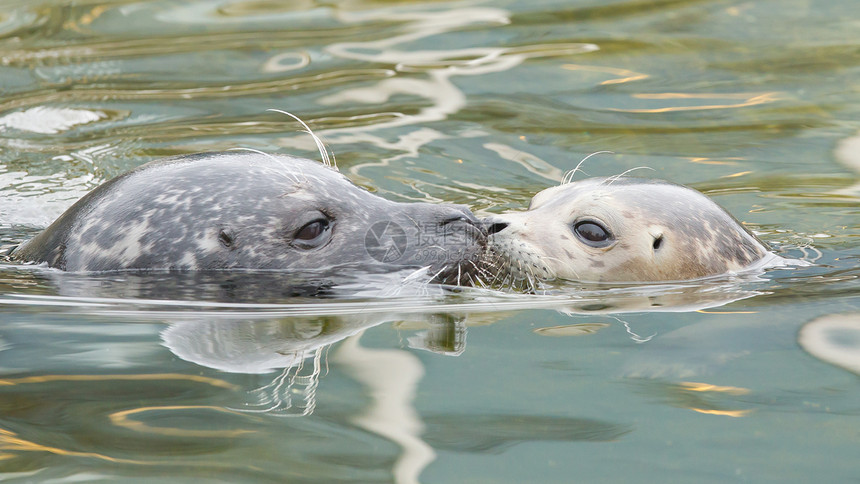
[{"left": 0, "top": 0, "right": 858, "bottom": 482}]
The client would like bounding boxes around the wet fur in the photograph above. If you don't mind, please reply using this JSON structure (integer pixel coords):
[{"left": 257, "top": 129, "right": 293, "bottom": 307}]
[
  {"left": 481, "top": 176, "right": 778, "bottom": 289},
  {"left": 12, "top": 151, "right": 486, "bottom": 285}
]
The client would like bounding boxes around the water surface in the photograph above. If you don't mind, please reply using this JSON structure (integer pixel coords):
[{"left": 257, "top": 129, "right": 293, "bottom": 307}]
[{"left": 1, "top": 0, "right": 858, "bottom": 482}]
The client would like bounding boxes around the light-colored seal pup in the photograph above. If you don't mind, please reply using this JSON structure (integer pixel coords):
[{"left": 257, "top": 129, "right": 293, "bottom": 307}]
[
  {"left": 481, "top": 176, "right": 786, "bottom": 286},
  {"left": 11, "top": 151, "right": 486, "bottom": 286}
]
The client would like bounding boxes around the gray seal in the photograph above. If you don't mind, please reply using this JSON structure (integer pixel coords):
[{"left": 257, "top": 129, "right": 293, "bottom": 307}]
[
  {"left": 481, "top": 176, "right": 785, "bottom": 285},
  {"left": 12, "top": 151, "right": 485, "bottom": 286}
]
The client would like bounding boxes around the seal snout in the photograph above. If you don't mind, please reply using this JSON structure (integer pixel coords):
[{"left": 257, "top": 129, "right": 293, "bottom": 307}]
[
  {"left": 413, "top": 204, "right": 488, "bottom": 286},
  {"left": 433, "top": 205, "right": 488, "bottom": 243},
  {"left": 439, "top": 205, "right": 483, "bottom": 229}
]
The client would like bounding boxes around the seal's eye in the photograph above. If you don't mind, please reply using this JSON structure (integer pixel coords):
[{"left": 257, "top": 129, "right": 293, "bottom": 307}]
[
  {"left": 573, "top": 220, "right": 613, "bottom": 248},
  {"left": 293, "top": 218, "right": 331, "bottom": 249},
  {"left": 296, "top": 220, "right": 326, "bottom": 240}
]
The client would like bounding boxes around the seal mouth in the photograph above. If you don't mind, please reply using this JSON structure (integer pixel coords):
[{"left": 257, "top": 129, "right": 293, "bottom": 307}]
[
  {"left": 474, "top": 244, "right": 555, "bottom": 292},
  {"left": 471, "top": 215, "right": 559, "bottom": 292},
  {"left": 425, "top": 214, "right": 488, "bottom": 286}
]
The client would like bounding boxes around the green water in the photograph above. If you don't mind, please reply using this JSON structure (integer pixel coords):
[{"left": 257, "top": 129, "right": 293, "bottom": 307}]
[{"left": 0, "top": 0, "right": 858, "bottom": 482}]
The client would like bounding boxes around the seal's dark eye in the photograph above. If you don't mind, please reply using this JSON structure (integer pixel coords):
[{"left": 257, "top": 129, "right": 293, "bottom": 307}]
[
  {"left": 573, "top": 221, "right": 613, "bottom": 248},
  {"left": 293, "top": 218, "right": 331, "bottom": 249},
  {"left": 296, "top": 220, "right": 326, "bottom": 240}
]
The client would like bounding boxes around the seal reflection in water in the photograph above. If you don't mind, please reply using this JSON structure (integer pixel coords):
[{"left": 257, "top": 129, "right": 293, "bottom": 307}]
[
  {"left": 12, "top": 151, "right": 486, "bottom": 286},
  {"left": 482, "top": 176, "right": 785, "bottom": 287}
]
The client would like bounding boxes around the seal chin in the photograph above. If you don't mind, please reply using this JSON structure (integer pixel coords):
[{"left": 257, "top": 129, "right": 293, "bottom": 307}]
[{"left": 428, "top": 237, "right": 487, "bottom": 287}]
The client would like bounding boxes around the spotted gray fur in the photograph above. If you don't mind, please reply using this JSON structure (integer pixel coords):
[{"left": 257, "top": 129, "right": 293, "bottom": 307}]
[{"left": 12, "top": 151, "right": 486, "bottom": 286}]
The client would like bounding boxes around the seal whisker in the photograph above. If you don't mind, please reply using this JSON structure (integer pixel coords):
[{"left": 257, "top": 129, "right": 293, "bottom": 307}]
[
  {"left": 562, "top": 150, "right": 614, "bottom": 185},
  {"left": 467, "top": 259, "right": 489, "bottom": 285},
  {"left": 603, "top": 166, "right": 655, "bottom": 186},
  {"left": 470, "top": 270, "right": 487, "bottom": 288},
  {"left": 402, "top": 266, "right": 433, "bottom": 283},
  {"left": 482, "top": 254, "right": 503, "bottom": 288},
  {"left": 472, "top": 263, "right": 495, "bottom": 288},
  {"left": 329, "top": 150, "right": 338, "bottom": 170},
  {"left": 267, "top": 109, "right": 337, "bottom": 170},
  {"left": 429, "top": 265, "right": 448, "bottom": 284},
  {"left": 228, "top": 147, "right": 304, "bottom": 184},
  {"left": 513, "top": 257, "right": 537, "bottom": 292},
  {"left": 402, "top": 214, "right": 422, "bottom": 227},
  {"left": 524, "top": 269, "right": 537, "bottom": 294},
  {"left": 492, "top": 254, "right": 512, "bottom": 288},
  {"left": 526, "top": 262, "right": 542, "bottom": 293}
]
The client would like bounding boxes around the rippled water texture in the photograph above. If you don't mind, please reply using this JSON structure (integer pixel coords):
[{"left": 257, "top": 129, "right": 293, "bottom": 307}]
[{"left": 0, "top": 1, "right": 858, "bottom": 482}]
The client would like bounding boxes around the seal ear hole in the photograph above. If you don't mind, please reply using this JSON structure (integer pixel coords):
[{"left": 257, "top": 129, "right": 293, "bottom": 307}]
[
  {"left": 652, "top": 235, "right": 663, "bottom": 251},
  {"left": 218, "top": 229, "right": 236, "bottom": 249}
]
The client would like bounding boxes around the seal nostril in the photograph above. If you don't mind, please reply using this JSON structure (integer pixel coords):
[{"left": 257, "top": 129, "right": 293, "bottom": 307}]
[
  {"left": 652, "top": 235, "right": 663, "bottom": 251},
  {"left": 486, "top": 222, "right": 509, "bottom": 236}
]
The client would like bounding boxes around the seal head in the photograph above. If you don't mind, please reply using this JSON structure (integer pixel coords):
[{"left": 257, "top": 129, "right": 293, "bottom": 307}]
[
  {"left": 12, "top": 151, "right": 485, "bottom": 286},
  {"left": 482, "top": 177, "right": 774, "bottom": 285}
]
